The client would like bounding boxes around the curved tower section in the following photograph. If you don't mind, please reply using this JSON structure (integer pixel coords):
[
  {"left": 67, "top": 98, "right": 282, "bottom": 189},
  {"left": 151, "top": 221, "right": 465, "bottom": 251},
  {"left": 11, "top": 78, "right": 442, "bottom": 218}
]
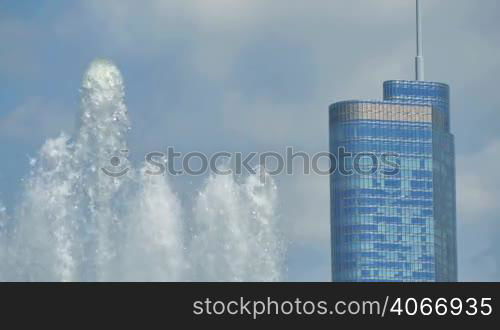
[
  {"left": 329, "top": 1, "right": 457, "bottom": 282},
  {"left": 329, "top": 83, "right": 456, "bottom": 282},
  {"left": 384, "top": 80, "right": 451, "bottom": 131}
]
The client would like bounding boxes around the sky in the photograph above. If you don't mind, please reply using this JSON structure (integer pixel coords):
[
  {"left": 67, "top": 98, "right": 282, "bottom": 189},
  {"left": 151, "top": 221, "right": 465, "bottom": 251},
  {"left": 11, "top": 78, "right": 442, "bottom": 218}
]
[{"left": 0, "top": 0, "right": 499, "bottom": 281}]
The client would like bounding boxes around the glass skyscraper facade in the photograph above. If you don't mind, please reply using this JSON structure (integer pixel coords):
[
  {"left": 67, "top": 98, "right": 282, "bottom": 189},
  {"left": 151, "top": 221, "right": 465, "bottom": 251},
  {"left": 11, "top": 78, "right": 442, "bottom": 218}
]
[{"left": 329, "top": 80, "right": 457, "bottom": 282}]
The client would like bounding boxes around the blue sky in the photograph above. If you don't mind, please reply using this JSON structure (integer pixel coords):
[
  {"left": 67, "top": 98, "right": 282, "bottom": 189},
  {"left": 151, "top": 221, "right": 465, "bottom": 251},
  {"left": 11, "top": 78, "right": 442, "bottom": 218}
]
[{"left": 1, "top": 0, "right": 499, "bottom": 281}]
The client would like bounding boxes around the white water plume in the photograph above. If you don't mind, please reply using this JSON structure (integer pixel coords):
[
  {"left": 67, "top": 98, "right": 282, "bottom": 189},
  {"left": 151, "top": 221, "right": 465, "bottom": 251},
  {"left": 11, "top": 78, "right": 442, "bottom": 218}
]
[
  {"left": 190, "top": 168, "right": 283, "bottom": 281},
  {"left": 13, "top": 134, "right": 79, "bottom": 281},
  {"left": 74, "top": 58, "right": 131, "bottom": 281},
  {"left": 120, "top": 164, "right": 185, "bottom": 281},
  {"left": 0, "top": 59, "right": 284, "bottom": 282}
]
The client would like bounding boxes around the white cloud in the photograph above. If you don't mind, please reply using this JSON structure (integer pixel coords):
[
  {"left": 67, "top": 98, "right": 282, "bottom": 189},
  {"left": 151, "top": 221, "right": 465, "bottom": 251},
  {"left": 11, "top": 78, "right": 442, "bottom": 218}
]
[
  {"left": 278, "top": 172, "right": 330, "bottom": 243},
  {"left": 0, "top": 99, "right": 74, "bottom": 144},
  {"left": 457, "top": 139, "right": 500, "bottom": 281},
  {"left": 457, "top": 139, "right": 500, "bottom": 223}
]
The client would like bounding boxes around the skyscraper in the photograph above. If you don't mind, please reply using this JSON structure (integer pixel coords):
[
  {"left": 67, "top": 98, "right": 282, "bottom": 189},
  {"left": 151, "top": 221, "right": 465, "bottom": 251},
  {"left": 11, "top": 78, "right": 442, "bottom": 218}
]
[{"left": 329, "top": 0, "right": 457, "bottom": 282}]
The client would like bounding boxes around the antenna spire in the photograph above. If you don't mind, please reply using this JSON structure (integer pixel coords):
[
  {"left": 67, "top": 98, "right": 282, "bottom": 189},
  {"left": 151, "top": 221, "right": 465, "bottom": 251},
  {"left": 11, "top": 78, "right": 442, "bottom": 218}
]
[{"left": 415, "top": 0, "right": 424, "bottom": 80}]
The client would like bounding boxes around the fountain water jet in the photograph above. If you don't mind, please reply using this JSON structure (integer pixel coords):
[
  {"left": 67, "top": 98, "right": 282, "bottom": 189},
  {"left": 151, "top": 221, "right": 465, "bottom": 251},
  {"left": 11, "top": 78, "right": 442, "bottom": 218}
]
[
  {"left": 190, "top": 168, "right": 283, "bottom": 281},
  {"left": 120, "top": 164, "right": 185, "bottom": 281},
  {"left": 1, "top": 59, "right": 284, "bottom": 282}
]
